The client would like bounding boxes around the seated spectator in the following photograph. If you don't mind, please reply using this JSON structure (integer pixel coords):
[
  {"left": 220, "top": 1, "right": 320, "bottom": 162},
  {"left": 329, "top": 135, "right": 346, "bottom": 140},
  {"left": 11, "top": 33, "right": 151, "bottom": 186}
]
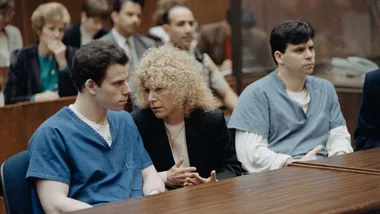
[
  {"left": 63, "top": 0, "right": 110, "bottom": 49},
  {"left": 26, "top": 40, "right": 165, "bottom": 213},
  {"left": 4, "top": 2, "right": 77, "bottom": 104},
  {"left": 132, "top": 45, "right": 242, "bottom": 189},
  {"left": 162, "top": 5, "right": 238, "bottom": 110},
  {"left": 148, "top": 0, "right": 188, "bottom": 45},
  {"left": 100, "top": 0, "right": 155, "bottom": 74},
  {"left": 197, "top": 6, "right": 275, "bottom": 73},
  {"left": 354, "top": 69, "right": 380, "bottom": 150},
  {"left": 0, "top": 0, "right": 22, "bottom": 67},
  {"left": 228, "top": 20, "right": 353, "bottom": 173}
]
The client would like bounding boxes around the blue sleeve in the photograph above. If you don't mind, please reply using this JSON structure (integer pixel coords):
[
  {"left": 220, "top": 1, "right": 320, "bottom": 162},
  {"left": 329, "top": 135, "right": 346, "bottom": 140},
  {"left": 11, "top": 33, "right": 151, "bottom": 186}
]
[
  {"left": 326, "top": 81, "right": 346, "bottom": 130},
  {"left": 26, "top": 126, "right": 71, "bottom": 185},
  {"left": 130, "top": 117, "right": 152, "bottom": 169},
  {"left": 228, "top": 85, "right": 270, "bottom": 137}
]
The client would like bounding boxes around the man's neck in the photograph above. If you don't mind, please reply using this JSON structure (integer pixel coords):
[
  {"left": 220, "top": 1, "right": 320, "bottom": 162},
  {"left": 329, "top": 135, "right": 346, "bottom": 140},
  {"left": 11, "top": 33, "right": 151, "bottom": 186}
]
[
  {"left": 73, "top": 92, "right": 107, "bottom": 125},
  {"left": 277, "top": 67, "right": 306, "bottom": 92},
  {"left": 115, "top": 26, "right": 133, "bottom": 40}
]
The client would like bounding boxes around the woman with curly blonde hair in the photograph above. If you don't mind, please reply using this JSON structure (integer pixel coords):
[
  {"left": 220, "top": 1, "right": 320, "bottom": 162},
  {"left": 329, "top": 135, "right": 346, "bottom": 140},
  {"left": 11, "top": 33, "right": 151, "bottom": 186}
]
[{"left": 132, "top": 45, "right": 242, "bottom": 189}]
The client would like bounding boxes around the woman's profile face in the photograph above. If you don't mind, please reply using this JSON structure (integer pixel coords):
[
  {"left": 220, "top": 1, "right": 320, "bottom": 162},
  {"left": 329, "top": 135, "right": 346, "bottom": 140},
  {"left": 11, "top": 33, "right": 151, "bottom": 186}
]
[{"left": 143, "top": 80, "right": 175, "bottom": 119}]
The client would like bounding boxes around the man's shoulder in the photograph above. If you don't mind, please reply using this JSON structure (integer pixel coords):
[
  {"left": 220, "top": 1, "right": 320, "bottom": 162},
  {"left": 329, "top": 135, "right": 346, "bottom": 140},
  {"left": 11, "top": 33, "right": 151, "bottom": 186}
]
[
  {"left": 200, "top": 21, "right": 224, "bottom": 33},
  {"left": 245, "top": 73, "right": 274, "bottom": 91},
  {"left": 99, "top": 32, "right": 116, "bottom": 43},
  {"left": 4, "top": 25, "right": 21, "bottom": 35},
  {"left": 133, "top": 35, "right": 156, "bottom": 48},
  {"left": 365, "top": 69, "right": 380, "bottom": 84},
  {"left": 35, "top": 108, "right": 73, "bottom": 133},
  {"left": 64, "top": 22, "right": 80, "bottom": 35},
  {"left": 308, "top": 75, "right": 335, "bottom": 90}
]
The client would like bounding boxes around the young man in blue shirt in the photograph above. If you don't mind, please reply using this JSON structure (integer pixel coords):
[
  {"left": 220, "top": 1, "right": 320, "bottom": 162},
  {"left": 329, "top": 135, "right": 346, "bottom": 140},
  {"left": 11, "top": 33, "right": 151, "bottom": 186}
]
[
  {"left": 228, "top": 20, "right": 353, "bottom": 173},
  {"left": 26, "top": 40, "right": 164, "bottom": 213}
]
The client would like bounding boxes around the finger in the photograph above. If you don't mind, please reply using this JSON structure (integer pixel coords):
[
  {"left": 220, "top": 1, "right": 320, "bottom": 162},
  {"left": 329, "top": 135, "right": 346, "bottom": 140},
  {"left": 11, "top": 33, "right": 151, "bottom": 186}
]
[
  {"left": 184, "top": 182, "right": 193, "bottom": 187},
  {"left": 175, "top": 158, "right": 184, "bottom": 168},
  {"left": 185, "top": 177, "right": 199, "bottom": 185},
  {"left": 193, "top": 173, "right": 207, "bottom": 184},
  {"left": 309, "top": 145, "right": 323, "bottom": 155},
  {"left": 210, "top": 170, "right": 217, "bottom": 182},
  {"left": 177, "top": 167, "right": 197, "bottom": 173}
]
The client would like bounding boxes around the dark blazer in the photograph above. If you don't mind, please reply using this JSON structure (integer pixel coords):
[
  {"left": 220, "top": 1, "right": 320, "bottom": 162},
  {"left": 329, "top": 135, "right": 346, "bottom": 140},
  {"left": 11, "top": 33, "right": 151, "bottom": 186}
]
[
  {"left": 354, "top": 69, "right": 380, "bottom": 150},
  {"left": 62, "top": 22, "right": 109, "bottom": 49},
  {"left": 197, "top": 21, "right": 275, "bottom": 72},
  {"left": 132, "top": 108, "right": 242, "bottom": 180},
  {"left": 4, "top": 44, "right": 77, "bottom": 105}
]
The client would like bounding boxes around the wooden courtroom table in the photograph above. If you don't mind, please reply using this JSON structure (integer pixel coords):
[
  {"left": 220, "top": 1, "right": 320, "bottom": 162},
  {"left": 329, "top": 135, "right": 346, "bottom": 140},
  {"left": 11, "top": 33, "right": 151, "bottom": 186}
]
[
  {"left": 290, "top": 148, "right": 380, "bottom": 173},
  {"left": 69, "top": 166, "right": 380, "bottom": 214}
]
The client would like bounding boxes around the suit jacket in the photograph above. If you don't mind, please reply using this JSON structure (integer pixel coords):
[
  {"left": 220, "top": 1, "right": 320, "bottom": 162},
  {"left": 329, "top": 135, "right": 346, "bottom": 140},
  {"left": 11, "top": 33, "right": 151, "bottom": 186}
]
[
  {"left": 0, "top": 25, "right": 23, "bottom": 66},
  {"left": 197, "top": 21, "right": 275, "bottom": 72},
  {"left": 62, "top": 22, "right": 109, "bottom": 49},
  {"left": 354, "top": 69, "right": 380, "bottom": 150},
  {"left": 132, "top": 108, "right": 242, "bottom": 180},
  {"left": 4, "top": 44, "right": 77, "bottom": 105},
  {"left": 99, "top": 31, "right": 155, "bottom": 60}
]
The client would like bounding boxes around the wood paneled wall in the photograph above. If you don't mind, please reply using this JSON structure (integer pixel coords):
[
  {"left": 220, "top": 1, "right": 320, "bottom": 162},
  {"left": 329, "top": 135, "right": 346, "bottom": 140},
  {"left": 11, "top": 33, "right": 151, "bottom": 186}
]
[{"left": 10, "top": 0, "right": 230, "bottom": 46}]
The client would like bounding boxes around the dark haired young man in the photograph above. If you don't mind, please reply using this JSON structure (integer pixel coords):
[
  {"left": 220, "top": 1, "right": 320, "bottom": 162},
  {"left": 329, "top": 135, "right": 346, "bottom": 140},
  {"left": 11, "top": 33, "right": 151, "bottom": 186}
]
[
  {"left": 63, "top": 0, "right": 110, "bottom": 48},
  {"left": 26, "top": 41, "right": 164, "bottom": 213},
  {"left": 228, "top": 20, "right": 353, "bottom": 173},
  {"left": 100, "top": 0, "right": 155, "bottom": 73}
]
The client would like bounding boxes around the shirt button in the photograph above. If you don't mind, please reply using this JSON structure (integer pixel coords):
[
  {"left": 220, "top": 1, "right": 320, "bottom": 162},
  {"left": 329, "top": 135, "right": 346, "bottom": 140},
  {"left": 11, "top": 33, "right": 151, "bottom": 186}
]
[
  {"left": 54, "top": 84, "right": 58, "bottom": 89},
  {"left": 51, "top": 69, "right": 56, "bottom": 75}
]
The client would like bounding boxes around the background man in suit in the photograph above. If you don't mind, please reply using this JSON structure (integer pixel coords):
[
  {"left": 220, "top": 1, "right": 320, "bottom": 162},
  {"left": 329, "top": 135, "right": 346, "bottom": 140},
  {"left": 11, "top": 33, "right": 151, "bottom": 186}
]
[
  {"left": 162, "top": 5, "right": 238, "bottom": 110},
  {"left": 197, "top": 6, "right": 274, "bottom": 73},
  {"left": 62, "top": 0, "right": 110, "bottom": 49},
  {"left": 100, "top": 0, "right": 155, "bottom": 74},
  {"left": 354, "top": 69, "right": 380, "bottom": 150}
]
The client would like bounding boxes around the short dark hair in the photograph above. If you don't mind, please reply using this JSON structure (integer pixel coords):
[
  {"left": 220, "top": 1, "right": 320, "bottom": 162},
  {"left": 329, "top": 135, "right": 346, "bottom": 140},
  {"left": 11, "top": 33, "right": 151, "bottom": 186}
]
[
  {"left": 82, "top": 0, "right": 110, "bottom": 20},
  {"left": 71, "top": 40, "right": 128, "bottom": 91},
  {"left": 0, "top": 0, "right": 14, "bottom": 9},
  {"left": 162, "top": 4, "right": 189, "bottom": 25},
  {"left": 270, "top": 20, "right": 315, "bottom": 63},
  {"left": 226, "top": 6, "right": 257, "bottom": 29},
  {"left": 113, "top": 0, "right": 144, "bottom": 12}
]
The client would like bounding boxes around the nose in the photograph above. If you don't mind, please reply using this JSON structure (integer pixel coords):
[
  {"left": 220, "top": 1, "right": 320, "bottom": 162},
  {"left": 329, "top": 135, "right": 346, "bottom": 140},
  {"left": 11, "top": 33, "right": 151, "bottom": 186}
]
[
  {"left": 52, "top": 29, "right": 60, "bottom": 38},
  {"left": 305, "top": 48, "right": 313, "bottom": 59},
  {"left": 148, "top": 90, "right": 156, "bottom": 102},
  {"left": 122, "top": 81, "right": 132, "bottom": 95},
  {"left": 184, "top": 23, "right": 193, "bottom": 34}
]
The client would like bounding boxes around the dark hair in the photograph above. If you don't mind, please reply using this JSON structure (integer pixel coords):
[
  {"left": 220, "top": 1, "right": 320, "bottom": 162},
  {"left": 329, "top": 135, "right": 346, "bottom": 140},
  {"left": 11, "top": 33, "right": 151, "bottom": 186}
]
[
  {"left": 270, "top": 20, "right": 315, "bottom": 63},
  {"left": 71, "top": 40, "right": 128, "bottom": 91},
  {"left": 162, "top": 4, "right": 189, "bottom": 25},
  {"left": 0, "top": 0, "right": 14, "bottom": 9},
  {"left": 226, "top": 6, "right": 257, "bottom": 29},
  {"left": 113, "top": 0, "right": 144, "bottom": 12},
  {"left": 82, "top": 0, "right": 110, "bottom": 20}
]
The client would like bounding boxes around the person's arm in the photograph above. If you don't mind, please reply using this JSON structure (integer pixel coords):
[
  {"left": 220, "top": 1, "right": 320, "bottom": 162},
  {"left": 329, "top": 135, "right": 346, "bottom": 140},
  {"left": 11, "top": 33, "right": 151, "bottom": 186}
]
[
  {"left": 142, "top": 165, "right": 165, "bottom": 195},
  {"left": 4, "top": 49, "right": 30, "bottom": 104},
  {"left": 218, "top": 87, "right": 238, "bottom": 110},
  {"left": 326, "top": 125, "right": 353, "bottom": 156},
  {"left": 36, "top": 180, "right": 92, "bottom": 214},
  {"left": 354, "top": 71, "right": 380, "bottom": 150},
  {"left": 235, "top": 130, "right": 292, "bottom": 172}
]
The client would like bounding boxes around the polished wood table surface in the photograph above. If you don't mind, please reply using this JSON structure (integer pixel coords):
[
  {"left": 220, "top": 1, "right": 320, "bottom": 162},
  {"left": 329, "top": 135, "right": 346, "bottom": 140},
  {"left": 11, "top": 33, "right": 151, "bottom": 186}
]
[
  {"left": 69, "top": 166, "right": 380, "bottom": 214},
  {"left": 290, "top": 148, "right": 380, "bottom": 172}
]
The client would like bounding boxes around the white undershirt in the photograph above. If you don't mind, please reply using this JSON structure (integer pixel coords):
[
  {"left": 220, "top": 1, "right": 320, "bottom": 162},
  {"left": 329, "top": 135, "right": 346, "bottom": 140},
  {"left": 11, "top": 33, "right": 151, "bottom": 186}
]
[
  {"left": 80, "top": 25, "right": 93, "bottom": 46},
  {"left": 158, "top": 121, "right": 190, "bottom": 183},
  {"left": 235, "top": 89, "right": 353, "bottom": 173},
  {"left": 69, "top": 105, "right": 112, "bottom": 146},
  {"left": 0, "top": 36, "right": 10, "bottom": 66}
]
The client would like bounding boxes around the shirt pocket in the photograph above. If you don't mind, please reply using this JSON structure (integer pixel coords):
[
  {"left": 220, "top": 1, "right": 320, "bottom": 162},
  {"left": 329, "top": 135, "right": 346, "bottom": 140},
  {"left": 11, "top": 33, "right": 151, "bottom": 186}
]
[{"left": 126, "top": 162, "right": 143, "bottom": 197}]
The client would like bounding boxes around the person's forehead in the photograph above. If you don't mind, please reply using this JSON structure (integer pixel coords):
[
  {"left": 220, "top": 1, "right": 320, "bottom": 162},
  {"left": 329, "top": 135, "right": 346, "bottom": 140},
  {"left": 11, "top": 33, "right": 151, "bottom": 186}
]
[
  {"left": 287, "top": 39, "right": 314, "bottom": 49},
  {"left": 169, "top": 7, "right": 194, "bottom": 22},
  {"left": 121, "top": 1, "right": 142, "bottom": 12}
]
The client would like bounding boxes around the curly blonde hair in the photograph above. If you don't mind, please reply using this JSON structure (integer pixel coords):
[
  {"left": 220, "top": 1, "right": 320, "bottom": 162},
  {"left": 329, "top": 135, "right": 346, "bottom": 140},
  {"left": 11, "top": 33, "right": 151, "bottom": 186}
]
[
  {"left": 31, "top": 2, "right": 70, "bottom": 34},
  {"left": 134, "top": 45, "right": 220, "bottom": 116}
]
